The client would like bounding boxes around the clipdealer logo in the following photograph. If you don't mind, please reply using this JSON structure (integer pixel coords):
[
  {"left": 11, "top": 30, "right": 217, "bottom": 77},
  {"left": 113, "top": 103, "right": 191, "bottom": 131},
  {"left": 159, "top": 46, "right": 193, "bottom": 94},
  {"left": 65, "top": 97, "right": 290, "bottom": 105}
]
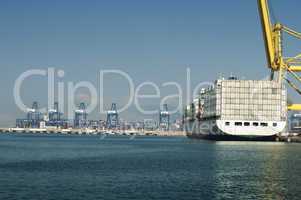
[{"left": 13, "top": 67, "right": 212, "bottom": 118}]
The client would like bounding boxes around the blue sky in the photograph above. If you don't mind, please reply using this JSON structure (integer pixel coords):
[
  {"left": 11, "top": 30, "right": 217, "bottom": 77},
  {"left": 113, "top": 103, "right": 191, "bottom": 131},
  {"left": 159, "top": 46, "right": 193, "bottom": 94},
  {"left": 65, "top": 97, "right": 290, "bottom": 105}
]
[{"left": 0, "top": 0, "right": 300, "bottom": 126}]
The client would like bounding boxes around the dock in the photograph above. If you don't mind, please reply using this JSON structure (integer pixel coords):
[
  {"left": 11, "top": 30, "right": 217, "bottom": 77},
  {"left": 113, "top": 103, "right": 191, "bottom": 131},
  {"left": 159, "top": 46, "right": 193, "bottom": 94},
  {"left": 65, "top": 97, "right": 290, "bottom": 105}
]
[
  {"left": 0, "top": 127, "right": 185, "bottom": 137},
  {"left": 277, "top": 135, "right": 301, "bottom": 143}
]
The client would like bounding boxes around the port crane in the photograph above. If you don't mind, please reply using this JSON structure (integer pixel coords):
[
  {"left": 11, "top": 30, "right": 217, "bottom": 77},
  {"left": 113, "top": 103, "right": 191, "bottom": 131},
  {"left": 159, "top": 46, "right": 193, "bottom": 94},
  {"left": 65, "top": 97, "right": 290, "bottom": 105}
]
[{"left": 258, "top": 0, "right": 301, "bottom": 110}]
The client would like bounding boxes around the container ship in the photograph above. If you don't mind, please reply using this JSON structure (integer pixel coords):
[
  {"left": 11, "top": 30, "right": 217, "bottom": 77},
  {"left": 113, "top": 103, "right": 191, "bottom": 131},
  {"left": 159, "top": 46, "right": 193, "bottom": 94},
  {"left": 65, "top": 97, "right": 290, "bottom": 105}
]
[{"left": 184, "top": 77, "right": 287, "bottom": 141}]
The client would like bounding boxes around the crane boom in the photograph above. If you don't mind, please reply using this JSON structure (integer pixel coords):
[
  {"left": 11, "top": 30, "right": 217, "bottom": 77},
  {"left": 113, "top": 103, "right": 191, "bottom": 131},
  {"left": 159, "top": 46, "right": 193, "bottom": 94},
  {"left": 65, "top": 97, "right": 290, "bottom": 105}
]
[{"left": 258, "top": 0, "right": 275, "bottom": 70}]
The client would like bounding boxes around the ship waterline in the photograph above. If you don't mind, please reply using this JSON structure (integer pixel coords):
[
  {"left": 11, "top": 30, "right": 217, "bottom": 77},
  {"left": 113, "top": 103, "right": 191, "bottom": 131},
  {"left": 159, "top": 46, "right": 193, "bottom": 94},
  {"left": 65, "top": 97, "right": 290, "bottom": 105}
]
[{"left": 185, "top": 119, "right": 286, "bottom": 141}]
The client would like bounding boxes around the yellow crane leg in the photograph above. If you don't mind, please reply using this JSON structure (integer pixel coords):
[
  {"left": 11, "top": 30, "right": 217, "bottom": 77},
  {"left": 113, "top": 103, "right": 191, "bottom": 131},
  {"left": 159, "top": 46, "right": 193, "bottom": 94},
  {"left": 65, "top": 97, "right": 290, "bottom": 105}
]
[{"left": 288, "top": 104, "right": 301, "bottom": 111}]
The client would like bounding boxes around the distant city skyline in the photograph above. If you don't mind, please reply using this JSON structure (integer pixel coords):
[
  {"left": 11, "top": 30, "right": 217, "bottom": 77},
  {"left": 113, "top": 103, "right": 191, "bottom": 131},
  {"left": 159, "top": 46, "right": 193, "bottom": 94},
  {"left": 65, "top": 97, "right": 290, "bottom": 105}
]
[{"left": 0, "top": 0, "right": 300, "bottom": 126}]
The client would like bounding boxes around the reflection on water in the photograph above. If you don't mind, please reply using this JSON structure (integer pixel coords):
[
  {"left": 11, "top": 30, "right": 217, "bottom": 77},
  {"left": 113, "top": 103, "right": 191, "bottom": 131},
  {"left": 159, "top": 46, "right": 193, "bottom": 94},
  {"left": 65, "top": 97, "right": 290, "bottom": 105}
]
[{"left": 215, "top": 141, "right": 286, "bottom": 146}]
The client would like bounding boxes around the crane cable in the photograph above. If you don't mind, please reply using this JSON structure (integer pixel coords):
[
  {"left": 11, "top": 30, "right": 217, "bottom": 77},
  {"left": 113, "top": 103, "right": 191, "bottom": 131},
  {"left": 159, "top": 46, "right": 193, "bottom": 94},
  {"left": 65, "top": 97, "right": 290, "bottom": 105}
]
[
  {"left": 268, "top": 0, "right": 278, "bottom": 24},
  {"left": 286, "top": 66, "right": 301, "bottom": 82},
  {"left": 284, "top": 77, "right": 301, "bottom": 96},
  {"left": 285, "top": 65, "right": 301, "bottom": 96}
]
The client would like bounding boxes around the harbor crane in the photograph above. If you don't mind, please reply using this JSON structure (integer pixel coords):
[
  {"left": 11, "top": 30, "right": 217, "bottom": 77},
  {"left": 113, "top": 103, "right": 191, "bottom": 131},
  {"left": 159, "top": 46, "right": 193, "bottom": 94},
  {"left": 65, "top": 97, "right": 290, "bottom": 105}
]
[
  {"left": 159, "top": 104, "right": 170, "bottom": 131},
  {"left": 258, "top": 0, "right": 301, "bottom": 110},
  {"left": 106, "top": 103, "right": 119, "bottom": 129}
]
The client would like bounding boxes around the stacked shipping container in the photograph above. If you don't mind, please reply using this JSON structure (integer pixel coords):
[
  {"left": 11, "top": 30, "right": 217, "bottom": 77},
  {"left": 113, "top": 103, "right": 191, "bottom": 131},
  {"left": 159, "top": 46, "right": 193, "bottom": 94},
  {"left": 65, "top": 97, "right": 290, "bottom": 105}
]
[{"left": 193, "top": 79, "right": 287, "bottom": 122}]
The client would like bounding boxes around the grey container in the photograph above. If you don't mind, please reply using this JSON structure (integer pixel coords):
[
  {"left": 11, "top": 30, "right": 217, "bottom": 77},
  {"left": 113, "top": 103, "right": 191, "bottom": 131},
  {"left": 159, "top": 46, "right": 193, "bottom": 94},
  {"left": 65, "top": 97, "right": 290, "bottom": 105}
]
[{"left": 196, "top": 79, "right": 287, "bottom": 121}]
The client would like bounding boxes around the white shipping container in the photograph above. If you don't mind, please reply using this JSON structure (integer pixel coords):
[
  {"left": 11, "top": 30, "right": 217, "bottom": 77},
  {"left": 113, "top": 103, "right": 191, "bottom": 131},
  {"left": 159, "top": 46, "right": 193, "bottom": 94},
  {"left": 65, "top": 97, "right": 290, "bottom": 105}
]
[{"left": 195, "top": 79, "right": 286, "bottom": 121}]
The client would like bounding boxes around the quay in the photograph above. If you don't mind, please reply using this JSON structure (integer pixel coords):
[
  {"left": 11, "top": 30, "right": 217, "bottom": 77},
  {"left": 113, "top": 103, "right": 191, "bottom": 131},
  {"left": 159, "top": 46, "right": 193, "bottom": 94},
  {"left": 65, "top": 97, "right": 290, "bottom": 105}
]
[
  {"left": 277, "top": 134, "right": 301, "bottom": 143},
  {"left": 0, "top": 127, "right": 186, "bottom": 137},
  {"left": 1, "top": 127, "right": 300, "bottom": 142}
]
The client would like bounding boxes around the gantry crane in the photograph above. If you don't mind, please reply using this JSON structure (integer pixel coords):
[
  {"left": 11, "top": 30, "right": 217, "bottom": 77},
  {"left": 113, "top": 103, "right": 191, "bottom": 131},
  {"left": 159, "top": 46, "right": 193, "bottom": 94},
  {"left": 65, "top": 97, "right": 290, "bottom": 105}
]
[{"left": 258, "top": 0, "right": 301, "bottom": 110}]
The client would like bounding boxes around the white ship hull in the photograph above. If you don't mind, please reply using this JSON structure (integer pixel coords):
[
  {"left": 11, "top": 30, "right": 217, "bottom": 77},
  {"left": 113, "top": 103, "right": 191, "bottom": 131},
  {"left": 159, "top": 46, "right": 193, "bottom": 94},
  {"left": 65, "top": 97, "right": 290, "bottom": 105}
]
[{"left": 185, "top": 119, "right": 286, "bottom": 141}]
